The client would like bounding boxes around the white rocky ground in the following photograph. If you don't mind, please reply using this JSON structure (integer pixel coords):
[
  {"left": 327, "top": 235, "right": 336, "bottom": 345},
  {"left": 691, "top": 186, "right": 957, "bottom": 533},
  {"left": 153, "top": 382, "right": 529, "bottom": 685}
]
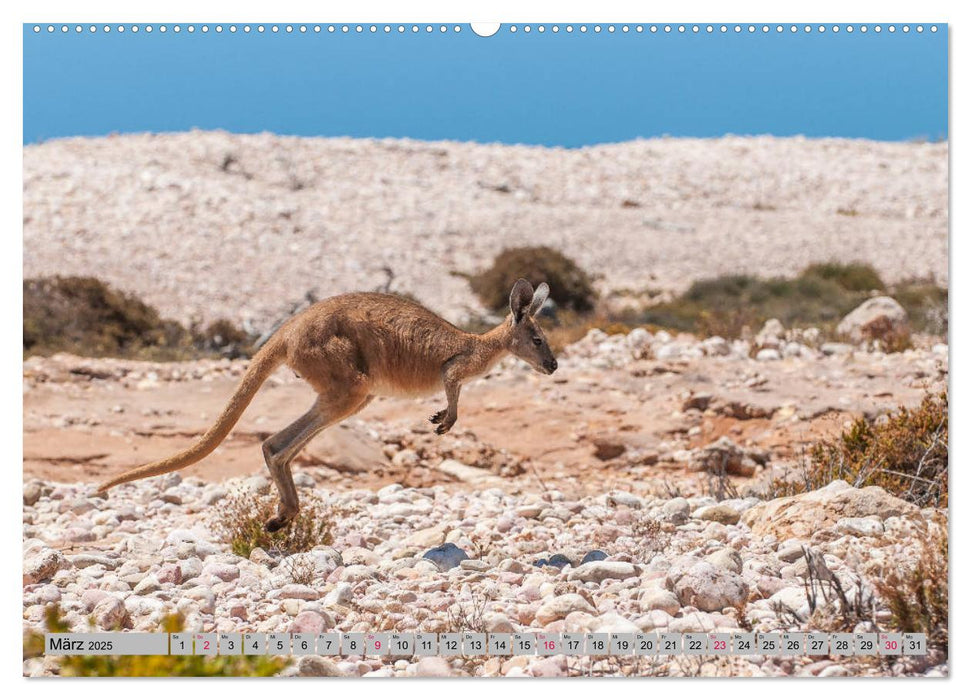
[
  {"left": 23, "top": 474, "right": 947, "bottom": 678},
  {"left": 23, "top": 132, "right": 948, "bottom": 330}
]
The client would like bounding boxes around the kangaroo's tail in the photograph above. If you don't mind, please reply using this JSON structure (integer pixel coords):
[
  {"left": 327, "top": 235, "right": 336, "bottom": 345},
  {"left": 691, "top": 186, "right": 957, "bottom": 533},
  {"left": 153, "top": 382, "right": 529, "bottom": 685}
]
[{"left": 96, "top": 335, "right": 288, "bottom": 495}]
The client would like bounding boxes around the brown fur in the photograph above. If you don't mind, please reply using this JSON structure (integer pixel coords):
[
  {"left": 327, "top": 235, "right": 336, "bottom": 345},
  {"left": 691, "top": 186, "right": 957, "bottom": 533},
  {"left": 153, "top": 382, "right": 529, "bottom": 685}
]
[{"left": 96, "top": 279, "right": 556, "bottom": 531}]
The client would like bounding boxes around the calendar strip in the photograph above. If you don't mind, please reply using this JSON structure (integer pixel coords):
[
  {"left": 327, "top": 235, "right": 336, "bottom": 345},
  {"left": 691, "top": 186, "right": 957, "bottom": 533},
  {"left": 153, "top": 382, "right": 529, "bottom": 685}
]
[{"left": 45, "top": 632, "right": 927, "bottom": 657}]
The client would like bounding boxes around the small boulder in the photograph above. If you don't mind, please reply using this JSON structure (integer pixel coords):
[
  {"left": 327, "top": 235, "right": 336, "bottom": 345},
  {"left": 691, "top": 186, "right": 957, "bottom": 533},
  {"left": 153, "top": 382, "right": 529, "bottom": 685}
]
[
  {"left": 534, "top": 594, "right": 597, "bottom": 625},
  {"left": 593, "top": 439, "right": 626, "bottom": 461},
  {"left": 837, "top": 297, "right": 908, "bottom": 344},
  {"left": 755, "top": 318, "right": 786, "bottom": 348},
  {"left": 298, "top": 655, "right": 343, "bottom": 677},
  {"left": 93, "top": 596, "right": 127, "bottom": 630},
  {"left": 278, "top": 584, "right": 320, "bottom": 601},
  {"left": 289, "top": 610, "right": 334, "bottom": 634},
  {"left": 755, "top": 348, "right": 782, "bottom": 362},
  {"left": 580, "top": 550, "right": 609, "bottom": 565},
  {"left": 24, "top": 481, "right": 47, "bottom": 506},
  {"left": 705, "top": 548, "right": 743, "bottom": 574},
  {"left": 640, "top": 587, "right": 681, "bottom": 616},
  {"left": 660, "top": 497, "right": 690, "bottom": 524},
  {"left": 422, "top": 543, "right": 469, "bottom": 571},
  {"left": 694, "top": 503, "right": 741, "bottom": 525},
  {"left": 546, "top": 554, "right": 573, "bottom": 569},
  {"left": 24, "top": 548, "right": 69, "bottom": 585},
  {"left": 482, "top": 611, "right": 516, "bottom": 633},
  {"left": 415, "top": 657, "right": 453, "bottom": 677},
  {"left": 249, "top": 547, "right": 278, "bottom": 567},
  {"left": 741, "top": 480, "right": 916, "bottom": 539},
  {"left": 673, "top": 562, "right": 749, "bottom": 612},
  {"left": 156, "top": 563, "right": 182, "bottom": 585},
  {"left": 567, "top": 561, "right": 636, "bottom": 584},
  {"left": 202, "top": 562, "right": 240, "bottom": 582}
]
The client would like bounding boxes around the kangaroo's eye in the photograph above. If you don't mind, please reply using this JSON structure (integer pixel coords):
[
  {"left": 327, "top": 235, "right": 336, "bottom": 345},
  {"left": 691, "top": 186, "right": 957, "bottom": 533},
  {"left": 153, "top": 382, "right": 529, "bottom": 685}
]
[{"left": 532, "top": 337, "right": 543, "bottom": 346}]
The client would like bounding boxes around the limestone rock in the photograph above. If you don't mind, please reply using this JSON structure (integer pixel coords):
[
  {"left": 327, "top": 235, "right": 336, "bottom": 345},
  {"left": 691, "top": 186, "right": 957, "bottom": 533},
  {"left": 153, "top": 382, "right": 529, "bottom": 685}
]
[
  {"left": 298, "top": 655, "right": 344, "bottom": 677},
  {"left": 741, "top": 480, "right": 916, "bottom": 539},
  {"left": 567, "top": 561, "right": 636, "bottom": 584},
  {"left": 534, "top": 594, "right": 597, "bottom": 625},
  {"left": 837, "top": 296, "right": 908, "bottom": 343},
  {"left": 672, "top": 562, "right": 749, "bottom": 612},
  {"left": 24, "top": 548, "right": 69, "bottom": 585}
]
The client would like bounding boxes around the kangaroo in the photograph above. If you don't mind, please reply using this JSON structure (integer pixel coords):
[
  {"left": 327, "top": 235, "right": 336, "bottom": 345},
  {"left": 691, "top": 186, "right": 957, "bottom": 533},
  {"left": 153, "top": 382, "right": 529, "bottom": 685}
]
[{"left": 96, "top": 279, "right": 557, "bottom": 532}]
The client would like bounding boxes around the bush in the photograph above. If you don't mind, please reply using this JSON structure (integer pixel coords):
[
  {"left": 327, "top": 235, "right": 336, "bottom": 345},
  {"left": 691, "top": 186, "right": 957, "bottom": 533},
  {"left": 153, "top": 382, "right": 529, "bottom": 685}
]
[
  {"left": 191, "top": 318, "right": 255, "bottom": 359},
  {"left": 871, "top": 512, "right": 948, "bottom": 653},
  {"left": 24, "top": 606, "right": 287, "bottom": 677},
  {"left": 639, "top": 273, "right": 862, "bottom": 336},
  {"left": 24, "top": 276, "right": 181, "bottom": 358},
  {"left": 892, "top": 279, "right": 949, "bottom": 335},
  {"left": 468, "top": 246, "right": 597, "bottom": 313},
  {"left": 23, "top": 276, "right": 254, "bottom": 360},
  {"left": 211, "top": 488, "right": 333, "bottom": 559},
  {"left": 803, "top": 262, "right": 886, "bottom": 292},
  {"left": 773, "top": 391, "right": 948, "bottom": 507},
  {"left": 634, "top": 263, "right": 909, "bottom": 339}
]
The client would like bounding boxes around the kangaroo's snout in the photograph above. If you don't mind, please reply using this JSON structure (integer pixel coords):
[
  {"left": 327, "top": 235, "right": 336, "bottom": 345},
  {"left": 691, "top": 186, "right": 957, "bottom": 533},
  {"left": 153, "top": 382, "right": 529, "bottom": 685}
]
[{"left": 544, "top": 358, "right": 558, "bottom": 374}]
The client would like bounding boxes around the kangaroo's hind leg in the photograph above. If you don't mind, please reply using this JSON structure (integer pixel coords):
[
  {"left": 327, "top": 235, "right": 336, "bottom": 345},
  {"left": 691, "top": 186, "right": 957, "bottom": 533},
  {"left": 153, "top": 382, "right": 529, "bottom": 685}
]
[
  {"left": 262, "top": 391, "right": 372, "bottom": 532},
  {"left": 262, "top": 404, "right": 326, "bottom": 532}
]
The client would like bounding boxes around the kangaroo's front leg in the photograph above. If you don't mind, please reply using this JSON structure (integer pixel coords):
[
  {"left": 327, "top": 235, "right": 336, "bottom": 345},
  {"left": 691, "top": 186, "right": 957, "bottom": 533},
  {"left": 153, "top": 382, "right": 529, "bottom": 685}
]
[{"left": 430, "top": 358, "right": 465, "bottom": 435}]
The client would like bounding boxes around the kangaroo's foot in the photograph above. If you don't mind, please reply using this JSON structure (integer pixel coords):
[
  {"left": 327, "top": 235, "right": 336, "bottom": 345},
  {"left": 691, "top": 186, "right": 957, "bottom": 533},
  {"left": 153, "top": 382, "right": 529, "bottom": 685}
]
[
  {"left": 429, "top": 409, "right": 447, "bottom": 424},
  {"left": 265, "top": 510, "right": 296, "bottom": 533},
  {"left": 434, "top": 415, "right": 456, "bottom": 435}
]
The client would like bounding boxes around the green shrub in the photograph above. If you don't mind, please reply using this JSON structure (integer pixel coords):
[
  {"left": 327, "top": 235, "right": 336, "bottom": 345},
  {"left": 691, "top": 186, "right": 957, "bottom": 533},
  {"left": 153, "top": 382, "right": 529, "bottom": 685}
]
[
  {"left": 803, "top": 262, "right": 886, "bottom": 292},
  {"left": 633, "top": 263, "right": 909, "bottom": 338},
  {"left": 468, "top": 246, "right": 597, "bottom": 313},
  {"left": 639, "top": 270, "right": 866, "bottom": 336},
  {"left": 892, "top": 279, "right": 948, "bottom": 335},
  {"left": 211, "top": 488, "right": 333, "bottom": 559},
  {"left": 24, "top": 276, "right": 181, "bottom": 358},
  {"left": 772, "top": 391, "right": 948, "bottom": 507},
  {"left": 23, "top": 276, "right": 254, "bottom": 360}
]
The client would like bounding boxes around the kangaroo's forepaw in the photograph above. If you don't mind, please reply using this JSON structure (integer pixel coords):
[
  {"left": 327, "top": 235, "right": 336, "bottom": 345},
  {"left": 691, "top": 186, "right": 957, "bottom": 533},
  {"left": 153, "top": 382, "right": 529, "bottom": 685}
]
[
  {"left": 435, "top": 420, "right": 455, "bottom": 435},
  {"left": 429, "top": 409, "right": 447, "bottom": 425},
  {"left": 264, "top": 515, "right": 292, "bottom": 533}
]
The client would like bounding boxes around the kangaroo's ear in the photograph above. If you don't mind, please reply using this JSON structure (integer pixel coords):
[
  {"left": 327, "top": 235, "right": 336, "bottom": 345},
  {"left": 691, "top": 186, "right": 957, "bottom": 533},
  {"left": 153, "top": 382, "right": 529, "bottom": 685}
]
[
  {"left": 509, "top": 278, "right": 535, "bottom": 324},
  {"left": 529, "top": 282, "right": 549, "bottom": 317}
]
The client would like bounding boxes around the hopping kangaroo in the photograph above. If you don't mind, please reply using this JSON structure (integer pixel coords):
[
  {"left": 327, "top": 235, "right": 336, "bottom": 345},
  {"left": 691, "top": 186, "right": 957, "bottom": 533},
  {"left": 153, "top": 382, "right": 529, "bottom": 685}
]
[{"left": 97, "top": 279, "right": 557, "bottom": 532}]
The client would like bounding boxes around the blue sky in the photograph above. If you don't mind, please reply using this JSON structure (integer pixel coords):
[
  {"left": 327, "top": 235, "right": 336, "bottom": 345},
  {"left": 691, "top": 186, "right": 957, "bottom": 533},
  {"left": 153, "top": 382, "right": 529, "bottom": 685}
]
[{"left": 23, "top": 24, "right": 948, "bottom": 146}]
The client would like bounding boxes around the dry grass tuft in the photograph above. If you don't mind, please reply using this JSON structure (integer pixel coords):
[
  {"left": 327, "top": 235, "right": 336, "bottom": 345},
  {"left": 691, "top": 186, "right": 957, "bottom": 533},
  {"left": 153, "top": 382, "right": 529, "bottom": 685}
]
[
  {"left": 772, "top": 391, "right": 947, "bottom": 507},
  {"left": 871, "top": 512, "right": 948, "bottom": 653},
  {"left": 799, "top": 547, "right": 876, "bottom": 632},
  {"left": 211, "top": 488, "right": 333, "bottom": 559},
  {"left": 768, "top": 391, "right": 947, "bottom": 508}
]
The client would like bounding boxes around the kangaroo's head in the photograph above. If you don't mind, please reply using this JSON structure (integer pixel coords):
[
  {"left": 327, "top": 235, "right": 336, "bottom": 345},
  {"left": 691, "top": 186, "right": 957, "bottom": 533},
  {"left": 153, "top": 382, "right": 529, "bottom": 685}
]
[{"left": 506, "top": 278, "right": 557, "bottom": 375}]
